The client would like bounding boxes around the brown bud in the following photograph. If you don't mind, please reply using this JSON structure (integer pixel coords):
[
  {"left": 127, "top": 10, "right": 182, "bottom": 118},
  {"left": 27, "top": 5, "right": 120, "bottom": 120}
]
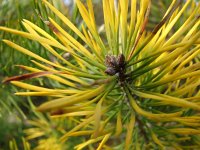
[
  {"left": 105, "top": 67, "right": 116, "bottom": 76},
  {"left": 117, "top": 54, "right": 125, "bottom": 67},
  {"left": 105, "top": 55, "right": 117, "bottom": 68}
]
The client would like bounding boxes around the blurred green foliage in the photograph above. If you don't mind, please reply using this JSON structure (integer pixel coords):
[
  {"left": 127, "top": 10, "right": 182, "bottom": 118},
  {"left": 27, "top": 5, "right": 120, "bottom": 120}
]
[{"left": 0, "top": 0, "right": 69, "bottom": 148}]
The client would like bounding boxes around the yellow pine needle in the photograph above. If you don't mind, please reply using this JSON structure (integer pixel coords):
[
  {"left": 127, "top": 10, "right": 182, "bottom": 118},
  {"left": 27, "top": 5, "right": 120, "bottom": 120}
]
[
  {"left": 75, "top": 135, "right": 105, "bottom": 150},
  {"left": 51, "top": 95, "right": 103, "bottom": 114},
  {"left": 86, "top": 0, "right": 97, "bottom": 31},
  {"left": 126, "top": 0, "right": 137, "bottom": 55},
  {"left": 171, "top": 80, "right": 200, "bottom": 96},
  {"left": 15, "top": 92, "right": 63, "bottom": 97},
  {"left": 48, "top": 18, "right": 94, "bottom": 59},
  {"left": 115, "top": 111, "right": 123, "bottom": 136},
  {"left": 25, "top": 131, "right": 45, "bottom": 140},
  {"left": 24, "top": 127, "right": 43, "bottom": 134},
  {"left": 34, "top": 138, "right": 62, "bottom": 150},
  {"left": 145, "top": 52, "right": 200, "bottom": 87},
  {"left": 175, "top": 116, "right": 200, "bottom": 123},
  {"left": 86, "top": 29, "right": 104, "bottom": 62},
  {"left": 73, "top": 56, "right": 87, "bottom": 72},
  {"left": 30, "top": 60, "right": 89, "bottom": 86},
  {"left": 60, "top": 116, "right": 94, "bottom": 142},
  {"left": 97, "top": 133, "right": 111, "bottom": 150},
  {"left": 152, "top": 33, "right": 199, "bottom": 72},
  {"left": 76, "top": 0, "right": 96, "bottom": 34},
  {"left": 151, "top": 130, "right": 164, "bottom": 149},
  {"left": 22, "top": 21, "right": 79, "bottom": 70},
  {"left": 22, "top": 19, "right": 58, "bottom": 42},
  {"left": 36, "top": 85, "right": 105, "bottom": 112},
  {"left": 120, "top": 0, "right": 129, "bottom": 51},
  {"left": 128, "top": 0, "right": 151, "bottom": 59},
  {"left": 102, "top": 0, "right": 120, "bottom": 55},
  {"left": 177, "top": 47, "right": 200, "bottom": 70},
  {"left": 133, "top": 90, "right": 200, "bottom": 110},
  {"left": 154, "top": 0, "right": 192, "bottom": 49},
  {"left": 67, "top": 130, "right": 94, "bottom": 137},
  {"left": 109, "top": 0, "right": 119, "bottom": 38},
  {"left": 16, "top": 65, "right": 79, "bottom": 88},
  {"left": 177, "top": 121, "right": 200, "bottom": 127},
  {"left": 42, "top": 0, "right": 88, "bottom": 44},
  {"left": 182, "top": 20, "right": 200, "bottom": 41},
  {"left": 107, "top": 0, "right": 115, "bottom": 31},
  {"left": 2, "top": 40, "right": 72, "bottom": 72},
  {"left": 128, "top": 0, "right": 182, "bottom": 61},
  {"left": 163, "top": 0, "right": 176, "bottom": 18},
  {"left": 12, "top": 81, "right": 79, "bottom": 95},
  {"left": 125, "top": 113, "right": 135, "bottom": 150},
  {"left": 93, "top": 98, "right": 104, "bottom": 137},
  {"left": 51, "top": 111, "right": 94, "bottom": 118},
  {"left": 22, "top": 138, "right": 30, "bottom": 150},
  {"left": 179, "top": 70, "right": 200, "bottom": 79},
  {"left": 0, "top": 27, "right": 71, "bottom": 52},
  {"left": 128, "top": 39, "right": 192, "bottom": 66},
  {"left": 9, "top": 139, "right": 18, "bottom": 150},
  {"left": 168, "top": 128, "right": 200, "bottom": 135},
  {"left": 163, "top": 7, "right": 200, "bottom": 47},
  {"left": 32, "top": 59, "right": 105, "bottom": 80},
  {"left": 26, "top": 120, "right": 49, "bottom": 129},
  {"left": 153, "top": 63, "right": 200, "bottom": 87},
  {"left": 126, "top": 88, "right": 182, "bottom": 120},
  {"left": 160, "top": 46, "right": 199, "bottom": 78},
  {"left": 76, "top": 0, "right": 107, "bottom": 55},
  {"left": 11, "top": 81, "right": 54, "bottom": 92},
  {"left": 103, "top": 0, "right": 112, "bottom": 49},
  {"left": 92, "top": 83, "right": 118, "bottom": 137},
  {"left": 129, "top": 0, "right": 137, "bottom": 34},
  {"left": 81, "top": 25, "right": 102, "bottom": 60}
]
